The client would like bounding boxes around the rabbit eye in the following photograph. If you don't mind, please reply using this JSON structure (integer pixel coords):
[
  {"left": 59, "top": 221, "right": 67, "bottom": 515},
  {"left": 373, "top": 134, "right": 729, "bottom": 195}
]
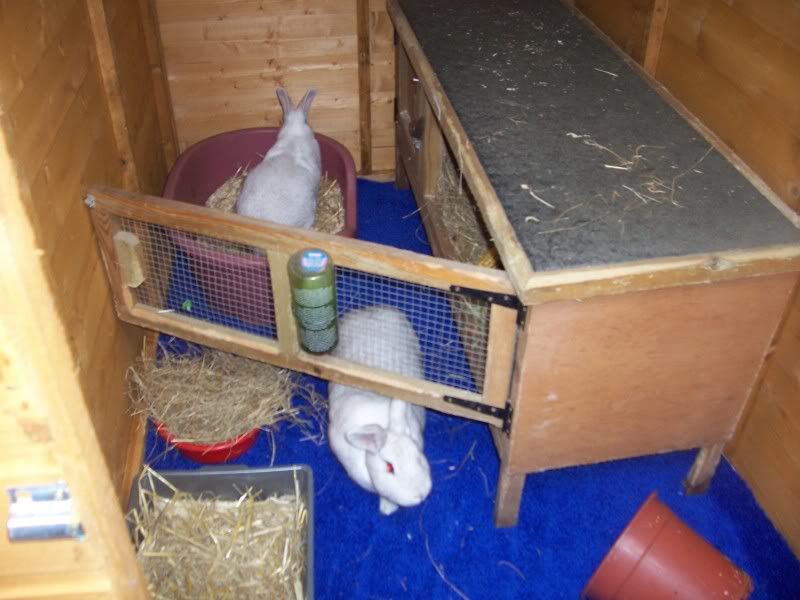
[{"left": 386, "top": 462, "right": 395, "bottom": 474}]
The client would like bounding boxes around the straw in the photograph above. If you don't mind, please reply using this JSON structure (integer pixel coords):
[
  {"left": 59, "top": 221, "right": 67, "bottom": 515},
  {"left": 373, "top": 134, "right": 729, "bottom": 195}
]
[
  {"left": 205, "top": 170, "right": 345, "bottom": 235},
  {"left": 129, "top": 466, "right": 308, "bottom": 599},
  {"left": 128, "top": 348, "right": 325, "bottom": 445}
]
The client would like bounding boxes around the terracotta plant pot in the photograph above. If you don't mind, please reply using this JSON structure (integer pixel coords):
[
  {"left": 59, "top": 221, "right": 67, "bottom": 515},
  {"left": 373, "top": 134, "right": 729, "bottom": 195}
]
[{"left": 582, "top": 492, "right": 753, "bottom": 600}]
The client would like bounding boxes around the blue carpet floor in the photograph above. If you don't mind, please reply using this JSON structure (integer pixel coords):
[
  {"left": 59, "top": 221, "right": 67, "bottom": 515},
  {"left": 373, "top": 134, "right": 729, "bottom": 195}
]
[{"left": 145, "top": 178, "right": 800, "bottom": 599}]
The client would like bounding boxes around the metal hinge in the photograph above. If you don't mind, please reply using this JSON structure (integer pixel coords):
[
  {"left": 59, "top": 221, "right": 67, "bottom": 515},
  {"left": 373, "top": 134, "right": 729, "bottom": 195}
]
[
  {"left": 449, "top": 285, "right": 527, "bottom": 326},
  {"left": 444, "top": 396, "right": 514, "bottom": 433},
  {"left": 6, "top": 482, "right": 85, "bottom": 542}
]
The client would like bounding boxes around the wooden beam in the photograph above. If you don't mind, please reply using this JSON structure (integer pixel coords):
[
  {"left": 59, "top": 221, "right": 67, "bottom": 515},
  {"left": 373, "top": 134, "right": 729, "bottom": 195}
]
[
  {"left": 643, "top": 0, "right": 669, "bottom": 75},
  {"left": 137, "top": 0, "right": 179, "bottom": 168},
  {"left": 357, "top": 0, "right": 373, "bottom": 174},
  {"left": 684, "top": 443, "right": 725, "bottom": 494},
  {"left": 86, "top": 185, "right": 516, "bottom": 295},
  {"left": 85, "top": 0, "right": 138, "bottom": 191}
]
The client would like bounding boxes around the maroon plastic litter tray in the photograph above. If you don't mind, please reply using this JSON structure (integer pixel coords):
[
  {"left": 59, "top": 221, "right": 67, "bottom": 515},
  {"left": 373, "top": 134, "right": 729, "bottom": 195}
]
[{"left": 161, "top": 128, "right": 357, "bottom": 326}]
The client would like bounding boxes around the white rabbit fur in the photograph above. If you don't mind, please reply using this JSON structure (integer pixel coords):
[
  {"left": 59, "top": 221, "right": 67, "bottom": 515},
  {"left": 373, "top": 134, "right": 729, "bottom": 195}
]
[
  {"left": 235, "top": 87, "right": 321, "bottom": 228},
  {"left": 328, "top": 305, "right": 432, "bottom": 515}
]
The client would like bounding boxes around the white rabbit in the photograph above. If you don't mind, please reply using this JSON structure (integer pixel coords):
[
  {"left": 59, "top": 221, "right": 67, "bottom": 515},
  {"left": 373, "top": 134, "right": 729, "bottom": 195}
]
[
  {"left": 328, "top": 306, "right": 432, "bottom": 515},
  {"left": 235, "top": 87, "right": 321, "bottom": 228}
]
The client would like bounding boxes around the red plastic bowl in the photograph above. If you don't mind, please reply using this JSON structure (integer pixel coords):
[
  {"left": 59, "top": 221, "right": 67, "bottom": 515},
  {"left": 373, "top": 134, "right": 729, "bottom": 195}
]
[
  {"left": 161, "top": 128, "right": 357, "bottom": 326},
  {"left": 153, "top": 419, "right": 260, "bottom": 464}
]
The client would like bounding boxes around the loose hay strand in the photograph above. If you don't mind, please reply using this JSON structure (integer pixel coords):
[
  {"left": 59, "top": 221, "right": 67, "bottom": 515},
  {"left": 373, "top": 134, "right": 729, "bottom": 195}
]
[
  {"left": 130, "top": 466, "right": 308, "bottom": 600},
  {"left": 128, "top": 348, "right": 325, "bottom": 444}
]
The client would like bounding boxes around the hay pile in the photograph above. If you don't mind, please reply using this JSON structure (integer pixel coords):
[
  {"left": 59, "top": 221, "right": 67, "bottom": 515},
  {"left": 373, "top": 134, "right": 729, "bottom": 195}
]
[
  {"left": 206, "top": 168, "right": 345, "bottom": 235},
  {"left": 130, "top": 466, "right": 308, "bottom": 600},
  {"left": 128, "top": 348, "right": 324, "bottom": 445},
  {"left": 434, "top": 151, "right": 500, "bottom": 268}
]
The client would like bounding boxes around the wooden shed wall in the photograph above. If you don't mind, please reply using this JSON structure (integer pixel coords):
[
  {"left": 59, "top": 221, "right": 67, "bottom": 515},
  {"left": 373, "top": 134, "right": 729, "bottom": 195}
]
[
  {"left": 576, "top": 0, "right": 800, "bottom": 556},
  {"left": 0, "top": 0, "right": 165, "bottom": 503},
  {"left": 154, "top": 0, "right": 395, "bottom": 175},
  {"left": 0, "top": 2, "right": 159, "bottom": 594}
]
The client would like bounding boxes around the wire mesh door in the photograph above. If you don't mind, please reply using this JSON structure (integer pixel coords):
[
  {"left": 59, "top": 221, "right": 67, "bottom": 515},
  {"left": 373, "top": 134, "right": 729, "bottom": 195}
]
[{"left": 86, "top": 185, "right": 520, "bottom": 428}]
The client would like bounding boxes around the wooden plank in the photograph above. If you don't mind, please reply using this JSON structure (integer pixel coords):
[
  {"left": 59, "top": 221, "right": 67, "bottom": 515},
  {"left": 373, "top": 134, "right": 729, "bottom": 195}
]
[
  {"left": 519, "top": 244, "right": 800, "bottom": 304},
  {"left": 684, "top": 442, "right": 725, "bottom": 494},
  {"left": 0, "top": 570, "right": 111, "bottom": 599},
  {"left": 119, "top": 305, "right": 503, "bottom": 428},
  {"left": 158, "top": 12, "right": 357, "bottom": 42},
  {"left": 697, "top": 1, "right": 800, "bottom": 135},
  {"left": 493, "top": 462, "right": 526, "bottom": 528},
  {"left": 1, "top": 106, "right": 149, "bottom": 596},
  {"left": 160, "top": 36, "right": 358, "bottom": 63},
  {"left": 155, "top": 0, "right": 354, "bottom": 22},
  {"left": 138, "top": 0, "right": 179, "bottom": 168},
  {"left": 267, "top": 250, "right": 301, "bottom": 355},
  {"left": 657, "top": 31, "right": 800, "bottom": 211},
  {"left": 87, "top": 185, "right": 516, "bottom": 295},
  {"left": 727, "top": 283, "right": 800, "bottom": 556},
  {"left": 357, "top": 0, "right": 373, "bottom": 173},
  {"left": 8, "top": 2, "right": 93, "bottom": 183},
  {"left": 575, "top": 0, "right": 654, "bottom": 63},
  {"left": 85, "top": 0, "right": 138, "bottom": 191},
  {"left": 505, "top": 272, "right": 797, "bottom": 474},
  {"left": 643, "top": 0, "right": 669, "bottom": 73},
  {"left": 729, "top": 0, "right": 800, "bottom": 53},
  {"left": 482, "top": 305, "right": 518, "bottom": 409}
]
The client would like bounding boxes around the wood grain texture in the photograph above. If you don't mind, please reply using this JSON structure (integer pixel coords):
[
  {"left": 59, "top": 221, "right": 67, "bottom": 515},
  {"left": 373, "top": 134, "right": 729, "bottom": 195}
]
[
  {"left": 154, "top": 0, "right": 369, "bottom": 170},
  {"left": 506, "top": 273, "right": 797, "bottom": 474},
  {"left": 640, "top": 0, "right": 800, "bottom": 556},
  {"left": 0, "top": 81, "right": 148, "bottom": 595},
  {"left": 102, "top": 0, "right": 169, "bottom": 193},
  {"left": 137, "top": 0, "right": 179, "bottom": 169},
  {"left": 643, "top": 0, "right": 669, "bottom": 74},
  {"left": 728, "top": 284, "right": 800, "bottom": 556},
  {"left": 656, "top": 0, "right": 800, "bottom": 211},
  {"left": 88, "top": 185, "right": 516, "bottom": 294},
  {"left": 0, "top": 0, "right": 146, "bottom": 510},
  {"left": 357, "top": 0, "right": 373, "bottom": 173},
  {"left": 575, "top": 0, "right": 656, "bottom": 63}
]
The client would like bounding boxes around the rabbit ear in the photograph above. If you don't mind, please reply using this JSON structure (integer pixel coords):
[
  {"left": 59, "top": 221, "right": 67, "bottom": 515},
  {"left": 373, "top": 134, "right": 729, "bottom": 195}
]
[
  {"left": 298, "top": 88, "right": 317, "bottom": 117},
  {"left": 346, "top": 424, "right": 387, "bottom": 454},
  {"left": 276, "top": 87, "right": 294, "bottom": 115}
]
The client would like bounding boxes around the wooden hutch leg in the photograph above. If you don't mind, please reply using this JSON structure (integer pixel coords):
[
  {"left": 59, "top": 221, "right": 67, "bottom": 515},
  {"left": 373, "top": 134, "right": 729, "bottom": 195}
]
[
  {"left": 494, "top": 462, "right": 526, "bottom": 527},
  {"left": 683, "top": 442, "right": 726, "bottom": 495}
]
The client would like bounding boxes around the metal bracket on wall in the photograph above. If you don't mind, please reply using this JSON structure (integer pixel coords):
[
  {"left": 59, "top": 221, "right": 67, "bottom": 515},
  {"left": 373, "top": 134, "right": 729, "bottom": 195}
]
[
  {"left": 444, "top": 396, "right": 513, "bottom": 433},
  {"left": 449, "top": 285, "right": 527, "bottom": 326},
  {"left": 6, "top": 482, "right": 85, "bottom": 542}
]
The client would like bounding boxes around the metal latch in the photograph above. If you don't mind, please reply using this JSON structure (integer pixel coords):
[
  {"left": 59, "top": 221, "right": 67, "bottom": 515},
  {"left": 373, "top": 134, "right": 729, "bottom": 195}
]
[{"left": 6, "top": 482, "right": 85, "bottom": 542}]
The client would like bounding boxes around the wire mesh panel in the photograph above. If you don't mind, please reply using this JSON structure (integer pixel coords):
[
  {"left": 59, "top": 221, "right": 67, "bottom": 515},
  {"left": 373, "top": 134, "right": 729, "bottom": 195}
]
[
  {"left": 335, "top": 267, "right": 491, "bottom": 394},
  {"left": 117, "top": 217, "right": 277, "bottom": 338}
]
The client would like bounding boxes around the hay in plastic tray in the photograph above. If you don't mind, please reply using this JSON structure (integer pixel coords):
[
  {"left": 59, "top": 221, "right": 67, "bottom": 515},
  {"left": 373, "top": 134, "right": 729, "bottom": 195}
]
[
  {"left": 206, "top": 168, "right": 345, "bottom": 235},
  {"left": 129, "top": 466, "right": 308, "bottom": 600}
]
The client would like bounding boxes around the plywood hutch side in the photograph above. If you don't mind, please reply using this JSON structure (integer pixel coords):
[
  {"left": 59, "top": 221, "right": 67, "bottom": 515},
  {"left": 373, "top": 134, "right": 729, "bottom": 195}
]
[{"left": 544, "top": 0, "right": 800, "bottom": 556}]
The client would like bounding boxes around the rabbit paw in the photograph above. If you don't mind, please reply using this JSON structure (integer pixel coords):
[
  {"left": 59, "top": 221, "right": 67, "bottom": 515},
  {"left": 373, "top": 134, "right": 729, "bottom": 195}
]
[{"left": 379, "top": 498, "right": 399, "bottom": 515}]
